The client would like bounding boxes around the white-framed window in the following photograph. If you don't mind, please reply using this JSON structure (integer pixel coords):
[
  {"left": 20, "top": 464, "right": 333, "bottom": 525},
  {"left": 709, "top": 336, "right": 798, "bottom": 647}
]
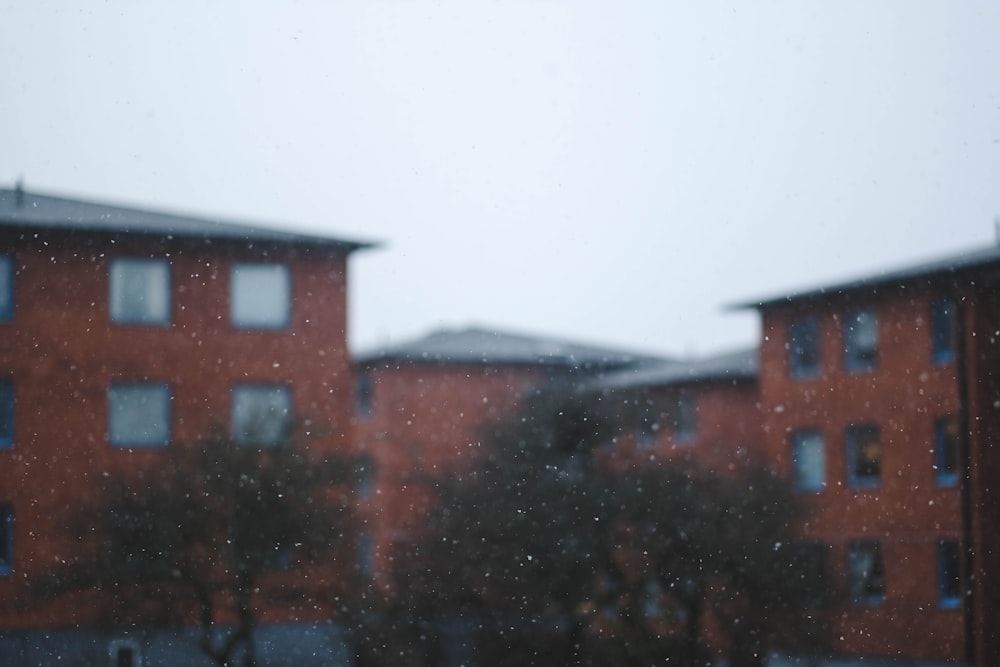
[
  {"left": 843, "top": 309, "right": 878, "bottom": 372},
  {"left": 355, "top": 371, "right": 374, "bottom": 419},
  {"left": 110, "top": 258, "right": 170, "bottom": 324},
  {"left": 934, "top": 416, "right": 960, "bottom": 487},
  {"left": 938, "top": 539, "right": 961, "bottom": 610},
  {"left": 931, "top": 297, "right": 956, "bottom": 364},
  {"left": 108, "top": 638, "right": 142, "bottom": 667},
  {"left": 788, "top": 316, "right": 820, "bottom": 378},
  {"left": 0, "top": 378, "right": 12, "bottom": 448},
  {"left": 0, "top": 506, "right": 12, "bottom": 575},
  {"left": 673, "top": 394, "right": 696, "bottom": 443},
  {"left": 0, "top": 254, "right": 13, "bottom": 321},
  {"left": 232, "top": 384, "right": 291, "bottom": 446},
  {"left": 848, "top": 540, "right": 885, "bottom": 604},
  {"left": 637, "top": 419, "right": 659, "bottom": 448},
  {"left": 791, "top": 430, "right": 825, "bottom": 492},
  {"left": 108, "top": 383, "right": 171, "bottom": 447},
  {"left": 230, "top": 263, "right": 290, "bottom": 329},
  {"left": 845, "top": 424, "right": 881, "bottom": 489}
]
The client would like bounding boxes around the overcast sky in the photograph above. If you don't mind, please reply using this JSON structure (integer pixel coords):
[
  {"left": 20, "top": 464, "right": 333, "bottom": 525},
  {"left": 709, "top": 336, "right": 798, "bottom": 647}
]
[{"left": 2, "top": 2, "right": 998, "bottom": 358}]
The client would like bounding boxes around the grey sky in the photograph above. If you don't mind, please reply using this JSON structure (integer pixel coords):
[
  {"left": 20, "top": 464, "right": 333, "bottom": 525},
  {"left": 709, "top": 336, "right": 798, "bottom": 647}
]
[{"left": 2, "top": 2, "right": 998, "bottom": 358}]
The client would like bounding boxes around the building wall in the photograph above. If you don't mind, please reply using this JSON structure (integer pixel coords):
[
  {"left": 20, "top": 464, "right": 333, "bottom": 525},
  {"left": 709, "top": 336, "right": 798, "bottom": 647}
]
[
  {"left": 353, "top": 361, "right": 551, "bottom": 583},
  {"left": 598, "top": 379, "right": 763, "bottom": 474},
  {"left": 0, "top": 230, "right": 355, "bottom": 629},
  {"left": 758, "top": 285, "right": 969, "bottom": 662},
  {"left": 960, "top": 279, "right": 1000, "bottom": 666}
]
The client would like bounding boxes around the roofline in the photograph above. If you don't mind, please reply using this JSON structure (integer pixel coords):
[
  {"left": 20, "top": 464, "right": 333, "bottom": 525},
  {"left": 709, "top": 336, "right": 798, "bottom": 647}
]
[
  {"left": 728, "top": 243, "right": 1000, "bottom": 311},
  {"left": 354, "top": 353, "right": 638, "bottom": 369},
  {"left": 0, "top": 185, "right": 380, "bottom": 252},
  {"left": 352, "top": 325, "right": 667, "bottom": 369},
  {"left": 587, "top": 347, "right": 758, "bottom": 392}
]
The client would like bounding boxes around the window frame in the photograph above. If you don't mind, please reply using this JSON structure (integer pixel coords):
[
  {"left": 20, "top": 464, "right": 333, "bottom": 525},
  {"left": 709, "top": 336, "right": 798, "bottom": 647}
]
[
  {"left": 934, "top": 416, "right": 960, "bottom": 487},
  {"left": 0, "top": 379, "right": 12, "bottom": 449},
  {"left": 355, "top": 371, "right": 374, "bottom": 419},
  {"left": 637, "top": 418, "right": 659, "bottom": 449},
  {"left": 109, "top": 258, "right": 171, "bottom": 325},
  {"left": 843, "top": 308, "right": 878, "bottom": 373},
  {"left": 0, "top": 254, "right": 13, "bottom": 322},
  {"left": 845, "top": 423, "right": 881, "bottom": 489},
  {"left": 847, "top": 540, "right": 885, "bottom": 605},
  {"left": 930, "top": 297, "right": 956, "bottom": 365},
  {"left": 0, "top": 506, "right": 12, "bottom": 575},
  {"left": 107, "top": 382, "right": 172, "bottom": 448},
  {"left": 231, "top": 384, "right": 292, "bottom": 447},
  {"left": 230, "top": 262, "right": 291, "bottom": 330},
  {"left": 938, "top": 539, "right": 962, "bottom": 610},
  {"left": 672, "top": 394, "right": 696, "bottom": 444},
  {"left": 788, "top": 316, "right": 820, "bottom": 378},
  {"left": 790, "top": 429, "right": 825, "bottom": 492}
]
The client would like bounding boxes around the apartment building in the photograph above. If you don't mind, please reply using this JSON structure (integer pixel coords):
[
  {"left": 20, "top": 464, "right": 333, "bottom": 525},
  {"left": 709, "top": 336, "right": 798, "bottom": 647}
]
[
  {"left": 588, "top": 347, "right": 761, "bottom": 471},
  {"left": 746, "top": 243, "right": 1000, "bottom": 666},
  {"left": 0, "top": 185, "right": 370, "bottom": 665},
  {"left": 352, "top": 326, "right": 659, "bottom": 584}
]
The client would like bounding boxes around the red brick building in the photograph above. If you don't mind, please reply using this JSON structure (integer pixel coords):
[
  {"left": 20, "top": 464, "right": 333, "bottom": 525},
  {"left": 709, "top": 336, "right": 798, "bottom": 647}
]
[
  {"left": 0, "top": 185, "right": 371, "bottom": 665},
  {"left": 746, "top": 244, "right": 1000, "bottom": 666},
  {"left": 352, "top": 327, "right": 660, "bottom": 584},
  {"left": 4, "top": 182, "right": 999, "bottom": 667},
  {"left": 588, "top": 347, "right": 762, "bottom": 471}
]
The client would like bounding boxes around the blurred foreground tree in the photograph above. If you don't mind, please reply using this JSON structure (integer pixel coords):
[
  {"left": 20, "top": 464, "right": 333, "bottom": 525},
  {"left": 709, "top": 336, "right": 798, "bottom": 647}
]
[
  {"left": 401, "top": 387, "right": 833, "bottom": 667},
  {"left": 396, "top": 387, "right": 616, "bottom": 666},
  {"left": 34, "top": 428, "right": 357, "bottom": 667}
]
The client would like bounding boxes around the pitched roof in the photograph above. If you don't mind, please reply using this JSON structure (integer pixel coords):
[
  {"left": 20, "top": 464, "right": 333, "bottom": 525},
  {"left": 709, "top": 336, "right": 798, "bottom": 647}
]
[
  {"left": 733, "top": 243, "right": 1000, "bottom": 309},
  {"left": 356, "top": 326, "right": 667, "bottom": 369},
  {"left": 0, "top": 185, "right": 375, "bottom": 251},
  {"left": 590, "top": 347, "right": 758, "bottom": 392}
]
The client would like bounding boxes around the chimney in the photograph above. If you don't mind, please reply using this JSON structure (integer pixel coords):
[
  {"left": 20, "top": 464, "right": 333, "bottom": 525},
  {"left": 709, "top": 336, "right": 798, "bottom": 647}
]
[{"left": 14, "top": 177, "right": 24, "bottom": 207}]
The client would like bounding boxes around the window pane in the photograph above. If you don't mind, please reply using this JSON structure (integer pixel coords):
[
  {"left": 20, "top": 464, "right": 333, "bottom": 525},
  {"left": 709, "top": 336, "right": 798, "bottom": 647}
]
[
  {"left": 788, "top": 316, "right": 820, "bottom": 378},
  {"left": 0, "top": 255, "right": 12, "bottom": 321},
  {"left": 673, "top": 395, "right": 696, "bottom": 443},
  {"left": 848, "top": 540, "right": 885, "bottom": 604},
  {"left": 934, "top": 417, "right": 959, "bottom": 487},
  {"left": 110, "top": 259, "right": 170, "bottom": 324},
  {"left": 232, "top": 385, "right": 291, "bottom": 446},
  {"left": 0, "top": 380, "right": 12, "bottom": 448},
  {"left": 108, "top": 383, "right": 171, "bottom": 446},
  {"left": 637, "top": 419, "right": 658, "bottom": 448},
  {"left": 844, "top": 309, "right": 877, "bottom": 372},
  {"left": 846, "top": 425, "right": 881, "bottom": 488},
  {"left": 355, "top": 372, "right": 374, "bottom": 419},
  {"left": 931, "top": 298, "right": 955, "bottom": 364},
  {"left": 0, "top": 506, "right": 12, "bottom": 575},
  {"left": 791, "top": 430, "right": 825, "bottom": 491},
  {"left": 938, "top": 540, "right": 961, "bottom": 609},
  {"left": 231, "top": 263, "right": 290, "bottom": 328}
]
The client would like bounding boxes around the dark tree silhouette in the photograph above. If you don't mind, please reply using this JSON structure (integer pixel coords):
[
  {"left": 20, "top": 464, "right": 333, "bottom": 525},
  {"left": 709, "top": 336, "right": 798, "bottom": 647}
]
[
  {"left": 401, "top": 386, "right": 834, "bottom": 667},
  {"left": 34, "top": 428, "right": 357, "bottom": 667},
  {"left": 396, "top": 387, "right": 616, "bottom": 666},
  {"left": 603, "top": 461, "right": 834, "bottom": 667}
]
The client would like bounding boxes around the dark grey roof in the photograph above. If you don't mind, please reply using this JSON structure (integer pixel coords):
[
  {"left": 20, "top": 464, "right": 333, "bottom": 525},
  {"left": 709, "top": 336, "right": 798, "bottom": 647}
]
[
  {"left": 0, "top": 185, "right": 375, "bottom": 251},
  {"left": 591, "top": 347, "right": 758, "bottom": 392},
  {"left": 734, "top": 243, "right": 1000, "bottom": 309},
  {"left": 356, "top": 326, "right": 668, "bottom": 369}
]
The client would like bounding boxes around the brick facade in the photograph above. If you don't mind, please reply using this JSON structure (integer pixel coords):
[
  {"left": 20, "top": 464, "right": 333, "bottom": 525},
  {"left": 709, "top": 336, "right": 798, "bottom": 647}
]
[
  {"left": 753, "top": 255, "right": 1000, "bottom": 666},
  {"left": 0, "top": 188, "right": 367, "bottom": 660}
]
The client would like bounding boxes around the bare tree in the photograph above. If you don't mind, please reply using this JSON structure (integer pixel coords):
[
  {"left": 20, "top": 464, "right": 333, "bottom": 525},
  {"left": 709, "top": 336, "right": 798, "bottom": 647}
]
[
  {"left": 34, "top": 428, "right": 357, "bottom": 667},
  {"left": 401, "top": 386, "right": 833, "bottom": 667}
]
